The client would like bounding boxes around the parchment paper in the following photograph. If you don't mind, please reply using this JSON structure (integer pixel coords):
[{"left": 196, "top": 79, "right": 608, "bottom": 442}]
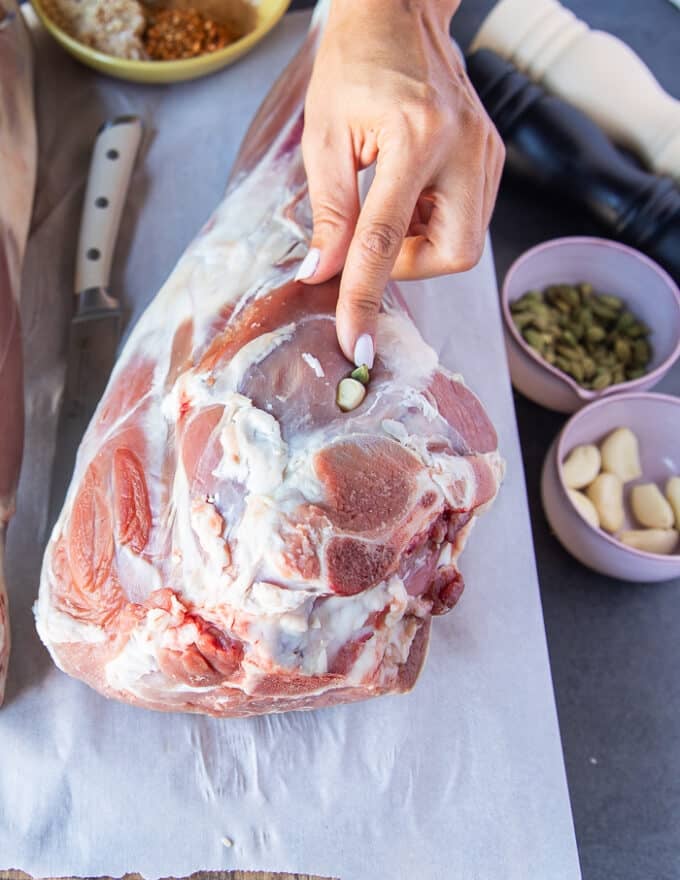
[{"left": 1, "top": 9, "right": 581, "bottom": 880}]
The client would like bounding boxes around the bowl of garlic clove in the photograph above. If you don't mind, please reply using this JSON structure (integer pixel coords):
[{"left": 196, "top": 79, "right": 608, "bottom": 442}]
[{"left": 541, "top": 391, "right": 680, "bottom": 582}]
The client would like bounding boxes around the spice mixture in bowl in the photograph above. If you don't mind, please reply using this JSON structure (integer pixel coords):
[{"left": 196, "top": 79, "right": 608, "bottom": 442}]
[
  {"left": 32, "top": 0, "right": 291, "bottom": 82},
  {"left": 40, "top": 0, "right": 243, "bottom": 60}
]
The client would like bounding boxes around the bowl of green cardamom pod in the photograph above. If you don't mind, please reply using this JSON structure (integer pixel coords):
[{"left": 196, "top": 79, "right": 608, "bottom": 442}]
[{"left": 501, "top": 237, "right": 680, "bottom": 413}]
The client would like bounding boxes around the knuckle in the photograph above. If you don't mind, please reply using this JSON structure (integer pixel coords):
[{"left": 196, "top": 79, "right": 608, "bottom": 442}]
[
  {"left": 344, "top": 290, "right": 381, "bottom": 319},
  {"left": 462, "top": 105, "right": 487, "bottom": 141},
  {"left": 487, "top": 124, "right": 505, "bottom": 162},
  {"left": 302, "top": 122, "right": 333, "bottom": 157},
  {"left": 494, "top": 131, "right": 507, "bottom": 168},
  {"left": 300, "top": 121, "right": 319, "bottom": 153},
  {"left": 313, "top": 198, "right": 347, "bottom": 232},
  {"left": 405, "top": 93, "right": 449, "bottom": 142},
  {"left": 357, "top": 221, "right": 404, "bottom": 262},
  {"left": 456, "top": 239, "right": 484, "bottom": 272},
  {"left": 442, "top": 235, "right": 484, "bottom": 273}
]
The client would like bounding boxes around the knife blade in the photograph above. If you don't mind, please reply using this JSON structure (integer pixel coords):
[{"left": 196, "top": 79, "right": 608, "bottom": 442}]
[{"left": 49, "top": 115, "right": 143, "bottom": 525}]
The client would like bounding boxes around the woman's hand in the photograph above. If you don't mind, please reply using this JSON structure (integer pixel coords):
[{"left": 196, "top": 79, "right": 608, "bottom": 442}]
[{"left": 297, "top": 0, "right": 505, "bottom": 368}]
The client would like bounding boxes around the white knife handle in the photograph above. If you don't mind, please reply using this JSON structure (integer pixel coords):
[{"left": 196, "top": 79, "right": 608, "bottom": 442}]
[{"left": 75, "top": 116, "right": 143, "bottom": 294}]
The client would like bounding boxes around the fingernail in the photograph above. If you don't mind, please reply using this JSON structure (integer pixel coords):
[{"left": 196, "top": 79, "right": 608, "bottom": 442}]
[
  {"left": 295, "top": 247, "right": 320, "bottom": 281},
  {"left": 353, "top": 334, "right": 374, "bottom": 369}
]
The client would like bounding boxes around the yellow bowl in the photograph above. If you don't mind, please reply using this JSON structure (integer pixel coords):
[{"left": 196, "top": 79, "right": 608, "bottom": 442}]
[{"left": 30, "top": 0, "right": 292, "bottom": 84}]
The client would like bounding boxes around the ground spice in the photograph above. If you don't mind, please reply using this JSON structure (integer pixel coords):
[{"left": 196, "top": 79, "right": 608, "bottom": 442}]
[{"left": 142, "top": 7, "right": 236, "bottom": 60}]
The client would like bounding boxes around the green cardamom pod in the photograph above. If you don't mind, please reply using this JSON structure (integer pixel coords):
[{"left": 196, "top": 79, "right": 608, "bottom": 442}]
[
  {"left": 626, "top": 321, "right": 650, "bottom": 339},
  {"left": 616, "top": 310, "right": 636, "bottom": 331},
  {"left": 633, "top": 339, "right": 651, "bottom": 366},
  {"left": 591, "top": 370, "right": 612, "bottom": 390},
  {"left": 612, "top": 365, "right": 626, "bottom": 384},
  {"left": 614, "top": 338, "right": 632, "bottom": 364},
  {"left": 591, "top": 301, "right": 620, "bottom": 322},
  {"left": 598, "top": 294, "right": 623, "bottom": 311},
  {"left": 512, "top": 312, "right": 535, "bottom": 330},
  {"left": 512, "top": 291, "right": 543, "bottom": 311},
  {"left": 568, "top": 361, "right": 585, "bottom": 383},
  {"left": 586, "top": 326, "right": 606, "bottom": 343},
  {"left": 524, "top": 329, "right": 547, "bottom": 352},
  {"left": 351, "top": 364, "right": 370, "bottom": 384}
]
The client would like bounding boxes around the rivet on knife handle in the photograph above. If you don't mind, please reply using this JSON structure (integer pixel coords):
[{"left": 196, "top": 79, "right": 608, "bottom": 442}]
[{"left": 74, "top": 115, "right": 143, "bottom": 299}]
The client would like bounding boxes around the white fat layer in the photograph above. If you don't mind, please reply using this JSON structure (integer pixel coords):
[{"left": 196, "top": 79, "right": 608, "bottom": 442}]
[
  {"left": 400, "top": 387, "right": 440, "bottom": 421},
  {"left": 375, "top": 312, "right": 438, "bottom": 387},
  {"left": 248, "top": 581, "right": 315, "bottom": 614},
  {"left": 106, "top": 625, "right": 162, "bottom": 694},
  {"left": 215, "top": 394, "right": 288, "bottom": 496},
  {"left": 191, "top": 500, "right": 230, "bottom": 570},
  {"left": 35, "top": 601, "right": 107, "bottom": 647},
  {"left": 301, "top": 352, "right": 325, "bottom": 378},
  {"left": 115, "top": 546, "right": 163, "bottom": 604}
]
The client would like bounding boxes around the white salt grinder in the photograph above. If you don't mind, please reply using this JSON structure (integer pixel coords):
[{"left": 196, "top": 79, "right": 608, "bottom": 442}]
[{"left": 470, "top": 0, "right": 680, "bottom": 183}]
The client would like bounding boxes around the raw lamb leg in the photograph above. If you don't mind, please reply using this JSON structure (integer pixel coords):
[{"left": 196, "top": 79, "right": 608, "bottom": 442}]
[
  {"left": 0, "top": 2, "right": 37, "bottom": 704},
  {"left": 36, "top": 4, "right": 504, "bottom": 717}
]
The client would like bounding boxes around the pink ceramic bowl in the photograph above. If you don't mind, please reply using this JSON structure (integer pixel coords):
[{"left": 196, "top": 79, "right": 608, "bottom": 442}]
[
  {"left": 541, "top": 392, "right": 680, "bottom": 582},
  {"left": 502, "top": 237, "right": 680, "bottom": 414}
]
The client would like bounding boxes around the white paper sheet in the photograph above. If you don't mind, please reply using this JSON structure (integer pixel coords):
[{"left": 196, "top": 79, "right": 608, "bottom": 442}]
[{"left": 0, "top": 9, "right": 581, "bottom": 879}]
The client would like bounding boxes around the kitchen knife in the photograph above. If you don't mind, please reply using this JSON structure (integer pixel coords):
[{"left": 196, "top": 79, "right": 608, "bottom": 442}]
[{"left": 49, "top": 115, "right": 142, "bottom": 525}]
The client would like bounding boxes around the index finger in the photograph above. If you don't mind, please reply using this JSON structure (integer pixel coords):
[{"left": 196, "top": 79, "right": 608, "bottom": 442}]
[{"left": 336, "top": 146, "right": 425, "bottom": 365}]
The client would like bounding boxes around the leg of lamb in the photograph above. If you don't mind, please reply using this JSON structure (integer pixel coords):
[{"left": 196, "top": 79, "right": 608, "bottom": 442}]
[
  {"left": 0, "top": 1, "right": 37, "bottom": 704},
  {"left": 36, "top": 5, "right": 504, "bottom": 717}
]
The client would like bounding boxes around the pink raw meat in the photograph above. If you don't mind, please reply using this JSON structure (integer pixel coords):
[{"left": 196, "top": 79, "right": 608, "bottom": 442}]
[
  {"left": 0, "top": 2, "right": 37, "bottom": 704},
  {"left": 36, "top": 5, "right": 504, "bottom": 717}
]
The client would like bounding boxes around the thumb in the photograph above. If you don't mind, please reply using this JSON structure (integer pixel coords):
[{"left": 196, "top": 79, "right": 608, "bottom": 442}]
[
  {"left": 336, "top": 151, "right": 421, "bottom": 365},
  {"left": 298, "top": 126, "right": 359, "bottom": 284}
]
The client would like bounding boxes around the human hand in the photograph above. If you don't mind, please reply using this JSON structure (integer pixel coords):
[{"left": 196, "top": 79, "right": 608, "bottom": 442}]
[{"left": 297, "top": 0, "right": 505, "bottom": 368}]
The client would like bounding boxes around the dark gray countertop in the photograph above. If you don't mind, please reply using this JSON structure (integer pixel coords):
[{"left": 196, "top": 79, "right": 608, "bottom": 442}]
[{"left": 291, "top": 1, "right": 680, "bottom": 877}]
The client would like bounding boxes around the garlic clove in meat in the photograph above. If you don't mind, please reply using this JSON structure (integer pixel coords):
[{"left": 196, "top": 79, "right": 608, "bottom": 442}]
[{"left": 336, "top": 377, "right": 366, "bottom": 412}]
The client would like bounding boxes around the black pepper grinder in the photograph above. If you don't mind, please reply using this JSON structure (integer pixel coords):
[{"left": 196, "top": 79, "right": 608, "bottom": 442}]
[{"left": 466, "top": 49, "right": 680, "bottom": 282}]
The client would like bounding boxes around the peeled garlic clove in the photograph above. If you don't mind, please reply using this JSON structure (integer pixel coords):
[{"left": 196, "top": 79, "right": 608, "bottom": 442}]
[
  {"left": 599, "top": 427, "right": 642, "bottom": 483},
  {"left": 562, "top": 444, "right": 602, "bottom": 489},
  {"left": 618, "top": 528, "right": 679, "bottom": 555},
  {"left": 567, "top": 489, "right": 600, "bottom": 529},
  {"left": 336, "top": 377, "right": 366, "bottom": 412},
  {"left": 666, "top": 476, "right": 680, "bottom": 529},
  {"left": 586, "top": 472, "right": 624, "bottom": 533},
  {"left": 631, "top": 483, "right": 675, "bottom": 529}
]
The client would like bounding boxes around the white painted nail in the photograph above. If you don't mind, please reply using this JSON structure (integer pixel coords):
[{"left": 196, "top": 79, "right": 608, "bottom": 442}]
[
  {"left": 353, "top": 334, "right": 374, "bottom": 369},
  {"left": 295, "top": 247, "right": 320, "bottom": 281}
]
